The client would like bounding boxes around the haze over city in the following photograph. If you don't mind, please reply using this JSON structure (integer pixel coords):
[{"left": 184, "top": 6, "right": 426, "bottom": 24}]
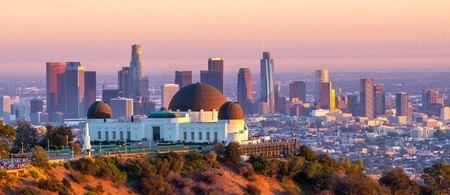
[
  {"left": 1, "top": 1, "right": 450, "bottom": 194},
  {"left": 1, "top": 0, "right": 450, "bottom": 75}
]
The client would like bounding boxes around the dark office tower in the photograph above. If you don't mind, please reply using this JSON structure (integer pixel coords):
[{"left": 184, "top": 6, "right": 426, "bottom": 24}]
[
  {"left": 320, "top": 82, "right": 332, "bottom": 109},
  {"left": 102, "top": 89, "right": 122, "bottom": 104},
  {"left": 135, "top": 77, "right": 149, "bottom": 98},
  {"left": 134, "top": 96, "right": 156, "bottom": 115},
  {"left": 260, "top": 52, "right": 275, "bottom": 113},
  {"left": 175, "top": 71, "right": 192, "bottom": 88},
  {"left": 237, "top": 68, "right": 253, "bottom": 114},
  {"left": 396, "top": 92, "right": 409, "bottom": 117},
  {"left": 374, "top": 85, "right": 386, "bottom": 117},
  {"left": 274, "top": 81, "right": 282, "bottom": 113},
  {"left": 84, "top": 71, "right": 96, "bottom": 112},
  {"left": 289, "top": 81, "right": 306, "bottom": 102},
  {"left": 200, "top": 58, "right": 224, "bottom": 93},
  {"left": 422, "top": 89, "right": 443, "bottom": 113},
  {"left": 118, "top": 67, "right": 131, "bottom": 98},
  {"left": 360, "top": 78, "right": 374, "bottom": 119},
  {"left": 347, "top": 94, "right": 361, "bottom": 116},
  {"left": 46, "top": 62, "right": 66, "bottom": 121},
  {"left": 30, "top": 98, "right": 44, "bottom": 114},
  {"left": 65, "top": 62, "right": 85, "bottom": 119}
]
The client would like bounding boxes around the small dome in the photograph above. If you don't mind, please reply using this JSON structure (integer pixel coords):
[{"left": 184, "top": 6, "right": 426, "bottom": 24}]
[
  {"left": 148, "top": 108, "right": 180, "bottom": 118},
  {"left": 169, "top": 82, "right": 226, "bottom": 111},
  {"left": 87, "top": 101, "right": 112, "bottom": 119},
  {"left": 218, "top": 101, "right": 244, "bottom": 120}
]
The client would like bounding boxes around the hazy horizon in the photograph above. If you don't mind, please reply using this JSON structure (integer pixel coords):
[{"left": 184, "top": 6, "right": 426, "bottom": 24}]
[{"left": 1, "top": 1, "right": 449, "bottom": 74}]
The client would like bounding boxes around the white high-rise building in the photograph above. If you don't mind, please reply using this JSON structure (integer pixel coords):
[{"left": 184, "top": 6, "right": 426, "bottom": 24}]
[
  {"left": 315, "top": 69, "right": 329, "bottom": 103},
  {"left": 110, "top": 98, "right": 133, "bottom": 119},
  {"left": 161, "top": 84, "right": 179, "bottom": 108}
]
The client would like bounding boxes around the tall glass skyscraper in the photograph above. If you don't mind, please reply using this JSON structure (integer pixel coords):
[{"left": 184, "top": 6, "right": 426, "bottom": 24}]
[
  {"left": 118, "top": 44, "right": 149, "bottom": 100},
  {"left": 260, "top": 52, "right": 275, "bottom": 113},
  {"left": 46, "top": 62, "right": 66, "bottom": 121},
  {"left": 65, "top": 62, "right": 85, "bottom": 119},
  {"left": 315, "top": 69, "right": 329, "bottom": 103},
  {"left": 200, "top": 58, "right": 224, "bottom": 93},
  {"left": 360, "top": 78, "right": 374, "bottom": 119},
  {"left": 237, "top": 68, "right": 252, "bottom": 114}
]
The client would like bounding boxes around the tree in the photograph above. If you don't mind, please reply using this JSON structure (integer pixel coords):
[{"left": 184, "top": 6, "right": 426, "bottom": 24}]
[
  {"left": 30, "top": 146, "right": 50, "bottom": 169},
  {"left": 43, "top": 124, "right": 74, "bottom": 148},
  {"left": 223, "top": 142, "right": 240, "bottom": 165},
  {"left": 0, "top": 120, "right": 15, "bottom": 141},
  {"left": 422, "top": 162, "right": 450, "bottom": 194},
  {"left": 249, "top": 155, "right": 271, "bottom": 176},
  {"left": 207, "top": 150, "right": 217, "bottom": 167},
  {"left": 379, "top": 168, "right": 419, "bottom": 194},
  {"left": 298, "top": 145, "right": 316, "bottom": 161},
  {"left": 72, "top": 144, "right": 81, "bottom": 157},
  {"left": 0, "top": 120, "right": 15, "bottom": 158},
  {"left": 14, "top": 121, "right": 38, "bottom": 150}
]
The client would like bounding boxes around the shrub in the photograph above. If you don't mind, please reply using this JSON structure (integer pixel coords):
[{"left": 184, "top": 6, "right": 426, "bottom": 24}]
[
  {"left": 21, "top": 186, "right": 43, "bottom": 195},
  {"left": 37, "top": 177, "right": 62, "bottom": 192},
  {"left": 62, "top": 178, "right": 72, "bottom": 189},
  {"left": 71, "top": 157, "right": 98, "bottom": 175},
  {"left": 30, "top": 146, "right": 50, "bottom": 169},
  {"left": 246, "top": 184, "right": 262, "bottom": 195},
  {"left": 249, "top": 155, "right": 271, "bottom": 176},
  {"left": 238, "top": 162, "right": 255, "bottom": 178},
  {"left": 69, "top": 170, "right": 88, "bottom": 183},
  {"left": 30, "top": 170, "right": 39, "bottom": 179},
  {"left": 63, "top": 161, "right": 71, "bottom": 170}
]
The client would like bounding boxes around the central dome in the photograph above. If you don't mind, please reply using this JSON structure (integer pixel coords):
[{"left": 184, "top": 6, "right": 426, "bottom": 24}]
[
  {"left": 87, "top": 101, "right": 112, "bottom": 119},
  {"left": 169, "top": 83, "right": 226, "bottom": 111}
]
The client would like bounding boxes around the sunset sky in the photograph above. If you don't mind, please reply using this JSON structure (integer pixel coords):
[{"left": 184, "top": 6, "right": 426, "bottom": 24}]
[{"left": 1, "top": 0, "right": 449, "bottom": 75}]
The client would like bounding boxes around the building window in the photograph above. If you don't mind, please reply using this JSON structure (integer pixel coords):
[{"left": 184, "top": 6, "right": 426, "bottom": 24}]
[
  {"left": 120, "top": 131, "right": 124, "bottom": 140},
  {"left": 183, "top": 132, "right": 187, "bottom": 140},
  {"left": 98, "top": 131, "right": 101, "bottom": 139},
  {"left": 214, "top": 132, "right": 218, "bottom": 141},
  {"left": 113, "top": 131, "right": 116, "bottom": 139},
  {"left": 191, "top": 132, "right": 195, "bottom": 140},
  {"left": 206, "top": 132, "right": 210, "bottom": 140},
  {"left": 127, "top": 131, "right": 131, "bottom": 140},
  {"left": 199, "top": 132, "right": 202, "bottom": 140},
  {"left": 105, "top": 131, "right": 109, "bottom": 141}
]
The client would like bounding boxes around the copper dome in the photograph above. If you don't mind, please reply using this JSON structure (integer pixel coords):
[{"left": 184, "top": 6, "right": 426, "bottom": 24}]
[
  {"left": 218, "top": 101, "right": 244, "bottom": 120},
  {"left": 87, "top": 101, "right": 113, "bottom": 119},
  {"left": 168, "top": 83, "right": 226, "bottom": 111}
]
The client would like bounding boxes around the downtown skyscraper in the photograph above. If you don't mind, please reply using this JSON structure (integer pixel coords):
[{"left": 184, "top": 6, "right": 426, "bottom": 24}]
[
  {"left": 396, "top": 92, "right": 410, "bottom": 119},
  {"left": 237, "top": 68, "right": 252, "bottom": 114},
  {"left": 65, "top": 62, "right": 85, "bottom": 119},
  {"left": 201, "top": 58, "right": 224, "bottom": 93},
  {"left": 84, "top": 71, "right": 97, "bottom": 112},
  {"left": 46, "top": 62, "right": 66, "bottom": 121},
  {"left": 360, "top": 78, "right": 374, "bottom": 119},
  {"left": 260, "top": 52, "right": 275, "bottom": 113},
  {"left": 175, "top": 71, "right": 192, "bottom": 88},
  {"left": 374, "top": 85, "right": 386, "bottom": 117},
  {"left": 118, "top": 44, "right": 149, "bottom": 100},
  {"left": 315, "top": 69, "right": 329, "bottom": 103},
  {"left": 289, "top": 81, "right": 306, "bottom": 102}
]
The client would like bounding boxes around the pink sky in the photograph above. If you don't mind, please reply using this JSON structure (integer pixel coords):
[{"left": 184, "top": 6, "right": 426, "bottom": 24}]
[{"left": 1, "top": 0, "right": 449, "bottom": 75}]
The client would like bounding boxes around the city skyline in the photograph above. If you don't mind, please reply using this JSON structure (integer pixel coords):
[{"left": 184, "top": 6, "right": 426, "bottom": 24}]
[{"left": 1, "top": 1, "right": 450, "bottom": 75}]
